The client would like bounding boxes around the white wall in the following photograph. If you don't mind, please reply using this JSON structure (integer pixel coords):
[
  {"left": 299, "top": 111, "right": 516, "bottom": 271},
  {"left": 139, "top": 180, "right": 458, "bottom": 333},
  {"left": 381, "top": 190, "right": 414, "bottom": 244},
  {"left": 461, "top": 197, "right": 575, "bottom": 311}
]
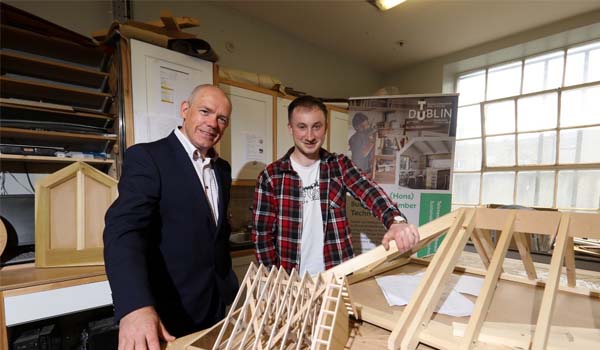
[
  {"left": 130, "top": 1, "right": 381, "bottom": 98},
  {"left": 383, "top": 10, "right": 600, "bottom": 94},
  {"left": 4, "top": 0, "right": 383, "bottom": 98},
  {"left": 4, "top": 0, "right": 113, "bottom": 39}
]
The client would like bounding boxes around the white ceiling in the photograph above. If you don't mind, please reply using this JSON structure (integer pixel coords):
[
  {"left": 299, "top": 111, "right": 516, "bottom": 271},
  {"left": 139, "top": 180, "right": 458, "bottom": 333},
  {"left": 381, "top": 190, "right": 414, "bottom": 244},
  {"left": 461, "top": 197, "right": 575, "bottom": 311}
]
[{"left": 219, "top": 0, "right": 600, "bottom": 73}]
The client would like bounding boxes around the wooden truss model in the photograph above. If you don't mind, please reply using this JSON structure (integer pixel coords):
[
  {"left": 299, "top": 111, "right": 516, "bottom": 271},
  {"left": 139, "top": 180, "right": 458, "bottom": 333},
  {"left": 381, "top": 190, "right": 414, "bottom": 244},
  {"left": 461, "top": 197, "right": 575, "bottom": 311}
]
[
  {"left": 169, "top": 208, "right": 600, "bottom": 350},
  {"left": 172, "top": 264, "right": 356, "bottom": 350}
]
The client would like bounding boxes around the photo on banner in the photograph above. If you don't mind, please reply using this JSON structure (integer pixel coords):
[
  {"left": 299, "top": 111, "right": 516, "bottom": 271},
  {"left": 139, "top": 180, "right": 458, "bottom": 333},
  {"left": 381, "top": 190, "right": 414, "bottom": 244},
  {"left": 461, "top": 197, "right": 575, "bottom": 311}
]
[{"left": 347, "top": 94, "right": 458, "bottom": 257}]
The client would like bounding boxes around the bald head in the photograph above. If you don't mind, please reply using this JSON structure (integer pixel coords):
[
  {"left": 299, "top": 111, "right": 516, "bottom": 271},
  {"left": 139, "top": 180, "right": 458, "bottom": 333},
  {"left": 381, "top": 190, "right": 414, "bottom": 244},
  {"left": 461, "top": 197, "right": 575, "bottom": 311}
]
[
  {"left": 180, "top": 84, "right": 232, "bottom": 156},
  {"left": 187, "top": 84, "right": 231, "bottom": 109}
]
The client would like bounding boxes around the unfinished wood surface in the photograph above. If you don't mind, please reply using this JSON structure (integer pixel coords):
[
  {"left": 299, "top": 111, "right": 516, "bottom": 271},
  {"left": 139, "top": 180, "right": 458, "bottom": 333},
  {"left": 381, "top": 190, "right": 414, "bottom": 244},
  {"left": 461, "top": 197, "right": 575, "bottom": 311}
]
[
  {"left": 0, "top": 292, "right": 7, "bottom": 350},
  {"left": 389, "top": 208, "right": 475, "bottom": 350},
  {"left": 468, "top": 229, "right": 490, "bottom": 268},
  {"left": 387, "top": 209, "right": 466, "bottom": 346},
  {"left": 0, "top": 50, "right": 108, "bottom": 89},
  {"left": 0, "top": 76, "right": 111, "bottom": 111},
  {"left": 120, "top": 38, "right": 136, "bottom": 148},
  {"left": 193, "top": 263, "right": 348, "bottom": 350},
  {"left": 35, "top": 162, "right": 117, "bottom": 267},
  {"left": 474, "top": 208, "right": 561, "bottom": 234},
  {"left": 459, "top": 212, "right": 515, "bottom": 349},
  {"left": 0, "top": 219, "right": 7, "bottom": 256},
  {"left": 328, "top": 210, "right": 457, "bottom": 280},
  {"left": 172, "top": 209, "right": 600, "bottom": 350},
  {"left": 453, "top": 321, "right": 600, "bottom": 350},
  {"left": 565, "top": 236, "right": 577, "bottom": 287},
  {"left": 514, "top": 231, "right": 538, "bottom": 280},
  {"left": 531, "top": 214, "right": 571, "bottom": 350}
]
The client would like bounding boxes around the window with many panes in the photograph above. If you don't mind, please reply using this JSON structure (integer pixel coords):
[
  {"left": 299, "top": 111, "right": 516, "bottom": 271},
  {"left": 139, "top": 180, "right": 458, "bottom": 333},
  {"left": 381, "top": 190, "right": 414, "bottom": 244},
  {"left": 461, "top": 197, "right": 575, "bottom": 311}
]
[{"left": 453, "top": 40, "right": 600, "bottom": 212}]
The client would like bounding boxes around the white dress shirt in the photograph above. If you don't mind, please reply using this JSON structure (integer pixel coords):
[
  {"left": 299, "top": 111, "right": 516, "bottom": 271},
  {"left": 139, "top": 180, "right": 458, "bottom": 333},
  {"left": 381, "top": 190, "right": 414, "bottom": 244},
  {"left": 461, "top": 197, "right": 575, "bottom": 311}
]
[{"left": 174, "top": 128, "right": 219, "bottom": 222}]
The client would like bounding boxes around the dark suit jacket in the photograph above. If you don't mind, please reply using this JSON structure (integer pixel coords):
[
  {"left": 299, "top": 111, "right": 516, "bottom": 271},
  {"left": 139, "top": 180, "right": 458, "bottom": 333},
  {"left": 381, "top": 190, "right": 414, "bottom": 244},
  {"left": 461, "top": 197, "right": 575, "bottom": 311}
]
[{"left": 103, "top": 131, "right": 238, "bottom": 336}]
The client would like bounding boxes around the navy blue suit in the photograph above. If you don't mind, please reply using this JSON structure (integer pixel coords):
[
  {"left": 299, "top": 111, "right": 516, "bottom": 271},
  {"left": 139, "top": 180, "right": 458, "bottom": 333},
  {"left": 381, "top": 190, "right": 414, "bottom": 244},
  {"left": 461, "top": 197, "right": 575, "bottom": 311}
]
[{"left": 103, "top": 131, "right": 238, "bottom": 337}]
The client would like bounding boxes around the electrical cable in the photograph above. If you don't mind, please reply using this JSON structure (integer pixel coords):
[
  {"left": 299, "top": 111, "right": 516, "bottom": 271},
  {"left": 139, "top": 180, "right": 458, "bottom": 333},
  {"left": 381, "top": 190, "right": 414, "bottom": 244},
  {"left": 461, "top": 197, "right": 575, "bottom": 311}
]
[
  {"left": 23, "top": 163, "right": 35, "bottom": 193},
  {"left": 7, "top": 172, "right": 34, "bottom": 194}
]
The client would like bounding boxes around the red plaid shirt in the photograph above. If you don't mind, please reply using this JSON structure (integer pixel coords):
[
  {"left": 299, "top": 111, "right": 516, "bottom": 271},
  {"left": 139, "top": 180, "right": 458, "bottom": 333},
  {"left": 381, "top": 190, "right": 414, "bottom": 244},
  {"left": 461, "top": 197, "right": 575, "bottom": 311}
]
[{"left": 252, "top": 148, "right": 404, "bottom": 273}]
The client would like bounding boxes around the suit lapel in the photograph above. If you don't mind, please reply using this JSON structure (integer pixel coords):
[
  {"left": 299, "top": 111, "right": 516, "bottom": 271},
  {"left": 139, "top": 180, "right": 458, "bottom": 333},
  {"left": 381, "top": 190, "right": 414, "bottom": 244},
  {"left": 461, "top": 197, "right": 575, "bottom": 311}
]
[
  {"left": 167, "top": 132, "right": 217, "bottom": 233},
  {"left": 213, "top": 160, "right": 225, "bottom": 232}
]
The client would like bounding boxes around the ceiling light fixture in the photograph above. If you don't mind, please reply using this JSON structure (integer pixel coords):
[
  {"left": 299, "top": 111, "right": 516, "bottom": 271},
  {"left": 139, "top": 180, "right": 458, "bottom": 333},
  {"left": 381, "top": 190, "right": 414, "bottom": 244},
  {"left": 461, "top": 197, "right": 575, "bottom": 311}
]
[{"left": 370, "top": 0, "right": 408, "bottom": 11}]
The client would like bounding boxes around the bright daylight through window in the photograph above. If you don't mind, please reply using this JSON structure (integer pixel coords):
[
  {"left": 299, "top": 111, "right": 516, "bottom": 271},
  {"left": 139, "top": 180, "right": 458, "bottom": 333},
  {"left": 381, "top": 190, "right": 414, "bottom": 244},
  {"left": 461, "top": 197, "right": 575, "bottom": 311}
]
[{"left": 453, "top": 40, "right": 600, "bottom": 212}]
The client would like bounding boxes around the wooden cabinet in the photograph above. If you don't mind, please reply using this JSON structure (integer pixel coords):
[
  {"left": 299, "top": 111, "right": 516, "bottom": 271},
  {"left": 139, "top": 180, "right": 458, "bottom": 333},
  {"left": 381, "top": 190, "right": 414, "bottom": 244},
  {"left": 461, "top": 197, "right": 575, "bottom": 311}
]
[
  {"left": 0, "top": 265, "right": 110, "bottom": 350},
  {"left": 219, "top": 82, "right": 275, "bottom": 184},
  {"left": 327, "top": 107, "right": 349, "bottom": 155},
  {"left": 217, "top": 78, "right": 348, "bottom": 183},
  {"left": 0, "top": 3, "right": 118, "bottom": 178},
  {"left": 276, "top": 96, "right": 294, "bottom": 159}
]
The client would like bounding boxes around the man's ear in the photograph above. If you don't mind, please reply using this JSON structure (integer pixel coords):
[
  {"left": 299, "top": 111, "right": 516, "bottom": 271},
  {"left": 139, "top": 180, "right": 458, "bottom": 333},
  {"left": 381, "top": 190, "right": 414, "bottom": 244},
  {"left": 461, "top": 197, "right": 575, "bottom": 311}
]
[
  {"left": 180, "top": 100, "right": 190, "bottom": 119},
  {"left": 287, "top": 122, "right": 293, "bottom": 135}
]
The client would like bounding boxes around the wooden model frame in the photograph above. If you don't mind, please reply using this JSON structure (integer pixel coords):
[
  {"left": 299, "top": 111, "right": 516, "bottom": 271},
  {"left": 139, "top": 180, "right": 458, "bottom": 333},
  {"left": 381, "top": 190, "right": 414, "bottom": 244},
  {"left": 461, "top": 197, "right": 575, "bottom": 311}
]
[
  {"left": 35, "top": 161, "right": 118, "bottom": 267},
  {"left": 169, "top": 208, "right": 600, "bottom": 350},
  {"left": 170, "top": 264, "right": 354, "bottom": 350}
]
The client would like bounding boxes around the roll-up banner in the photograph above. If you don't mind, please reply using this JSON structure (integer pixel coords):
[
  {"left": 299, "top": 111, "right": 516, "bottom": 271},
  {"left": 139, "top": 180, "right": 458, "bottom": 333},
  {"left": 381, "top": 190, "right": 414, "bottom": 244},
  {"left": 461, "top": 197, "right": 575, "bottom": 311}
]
[{"left": 347, "top": 93, "right": 458, "bottom": 257}]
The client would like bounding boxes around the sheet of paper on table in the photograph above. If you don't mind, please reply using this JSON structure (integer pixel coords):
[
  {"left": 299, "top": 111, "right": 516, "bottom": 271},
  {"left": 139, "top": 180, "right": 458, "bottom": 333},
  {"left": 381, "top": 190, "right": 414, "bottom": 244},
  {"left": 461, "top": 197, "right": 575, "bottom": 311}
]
[{"left": 375, "top": 272, "right": 484, "bottom": 317}]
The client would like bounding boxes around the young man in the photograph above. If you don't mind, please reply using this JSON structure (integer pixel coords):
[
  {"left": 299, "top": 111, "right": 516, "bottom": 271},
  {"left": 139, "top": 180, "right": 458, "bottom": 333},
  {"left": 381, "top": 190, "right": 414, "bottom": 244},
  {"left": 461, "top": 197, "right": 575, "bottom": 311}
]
[
  {"left": 252, "top": 96, "right": 419, "bottom": 276},
  {"left": 104, "top": 85, "right": 238, "bottom": 350}
]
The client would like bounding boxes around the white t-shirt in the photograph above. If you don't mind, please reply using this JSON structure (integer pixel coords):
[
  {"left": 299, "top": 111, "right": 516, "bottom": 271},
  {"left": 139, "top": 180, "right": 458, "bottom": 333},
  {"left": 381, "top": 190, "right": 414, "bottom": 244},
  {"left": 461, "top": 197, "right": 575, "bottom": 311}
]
[{"left": 290, "top": 157, "right": 325, "bottom": 276}]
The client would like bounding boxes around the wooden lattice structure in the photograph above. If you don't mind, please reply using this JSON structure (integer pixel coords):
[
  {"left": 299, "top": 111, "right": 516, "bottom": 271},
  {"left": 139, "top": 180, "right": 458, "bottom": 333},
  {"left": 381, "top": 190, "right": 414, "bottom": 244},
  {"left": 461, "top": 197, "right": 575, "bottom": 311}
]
[
  {"left": 169, "top": 208, "right": 600, "bottom": 350},
  {"left": 171, "top": 264, "right": 355, "bottom": 350}
]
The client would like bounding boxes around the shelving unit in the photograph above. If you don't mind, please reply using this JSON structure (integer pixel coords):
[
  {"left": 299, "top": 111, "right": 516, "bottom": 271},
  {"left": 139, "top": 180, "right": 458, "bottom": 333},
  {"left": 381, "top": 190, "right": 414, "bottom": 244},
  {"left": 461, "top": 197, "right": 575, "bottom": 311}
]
[{"left": 0, "top": 3, "right": 119, "bottom": 178}]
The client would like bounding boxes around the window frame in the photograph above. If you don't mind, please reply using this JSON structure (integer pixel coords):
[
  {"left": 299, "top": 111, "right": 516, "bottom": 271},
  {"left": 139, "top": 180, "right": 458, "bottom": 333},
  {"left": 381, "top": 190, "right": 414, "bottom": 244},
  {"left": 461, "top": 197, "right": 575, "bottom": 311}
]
[{"left": 452, "top": 40, "right": 600, "bottom": 213}]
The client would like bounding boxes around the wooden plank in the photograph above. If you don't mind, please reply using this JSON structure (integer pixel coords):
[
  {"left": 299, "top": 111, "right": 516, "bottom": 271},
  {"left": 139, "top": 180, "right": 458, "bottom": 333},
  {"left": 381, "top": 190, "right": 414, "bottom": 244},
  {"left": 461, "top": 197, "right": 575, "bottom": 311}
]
[
  {"left": 212, "top": 263, "right": 258, "bottom": 349},
  {"left": 531, "top": 213, "right": 571, "bottom": 350},
  {"left": 568, "top": 212, "right": 600, "bottom": 239},
  {"left": 0, "top": 76, "right": 111, "bottom": 111},
  {"left": 0, "top": 51, "right": 108, "bottom": 89},
  {"left": 453, "top": 321, "right": 600, "bottom": 350},
  {"left": 469, "top": 229, "right": 490, "bottom": 268},
  {"left": 0, "top": 127, "right": 116, "bottom": 141},
  {"left": 474, "top": 228, "right": 495, "bottom": 262},
  {"left": 238, "top": 267, "right": 277, "bottom": 348},
  {"left": 120, "top": 38, "right": 135, "bottom": 148},
  {"left": 388, "top": 209, "right": 475, "bottom": 350},
  {"left": 328, "top": 210, "right": 457, "bottom": 280},
  {"left": 513, "top": 232, "right": 537, "bottom": 280},
  {"left": 398, "top": 210, "right": 477, "bottom": 350},
  {"left": 0, "top": 154, "right": 114, "bottom": 165},
  {"left": 459, "top": 212, "right": 516, "bottom": 350},
  {"left": 0, "top": 292, "right": 8, "bottom": 350},
  {"left": 160, "top": 10, "right": 181, "bottom": 31},
  {"left": 474, "top": 208, "right": 561, "bottom": 234},
  {"left": 346, "top": 257, "right": 411, "bottom": 285},
  {"left": 565, "top": 236, "right": 577, "bottom": 287}
]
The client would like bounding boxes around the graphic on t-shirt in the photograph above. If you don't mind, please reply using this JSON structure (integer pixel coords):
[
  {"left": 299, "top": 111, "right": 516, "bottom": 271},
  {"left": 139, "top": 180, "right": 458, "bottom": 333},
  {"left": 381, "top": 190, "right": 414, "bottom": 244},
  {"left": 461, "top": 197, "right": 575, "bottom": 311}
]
[{"left": 301, "top": 180, "right": 320, "bottom": 204}]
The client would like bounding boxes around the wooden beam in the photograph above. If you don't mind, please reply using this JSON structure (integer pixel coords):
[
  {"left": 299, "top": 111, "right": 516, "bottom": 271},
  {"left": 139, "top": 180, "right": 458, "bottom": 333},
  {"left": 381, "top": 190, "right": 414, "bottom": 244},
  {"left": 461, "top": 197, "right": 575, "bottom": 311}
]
[
  {"left": 514, "top": 232, "right": 537, "bottom": 280},
  {"left": 531, "top": 213, "right": 571, "bottom": 350},
  {"left": 565, "top": 236, "right": 577, "bottom": 287},
  {"left": 398, "top": 209, "right": 477, "bottom": 350},
  {"left": 475, "top": 228, "right": 495, "bottom": 263},
  {"left": 469, "top": 229, "right": 491, "bottom": 268},
  {"left": 453, "top": 321, "right": 600, "bottom": 350},
  {"left": 328, "top": 210, "right": 457, "bottom": 280},
  {"left": 388, "top": 208, "right": 475, "bottom": 350},
  {"left": 459, "top": 212, "right": 516, "bottom": 350}
]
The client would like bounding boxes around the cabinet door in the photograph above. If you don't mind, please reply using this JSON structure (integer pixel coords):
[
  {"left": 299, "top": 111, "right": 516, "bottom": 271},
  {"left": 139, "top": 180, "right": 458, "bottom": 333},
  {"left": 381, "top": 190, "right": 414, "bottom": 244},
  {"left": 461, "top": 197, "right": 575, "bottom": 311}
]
[
  {"left": 276, "top": 97, "right": 294, "bottom": 159},
  {"left": 220, "top": 84, "right": 274, "bottom": 181},
  {"left": 328, "top": 109, "right": 350, "bottom": 155},
  {"left": 130, "top": 39, "right": 213, "bottom": 146}
]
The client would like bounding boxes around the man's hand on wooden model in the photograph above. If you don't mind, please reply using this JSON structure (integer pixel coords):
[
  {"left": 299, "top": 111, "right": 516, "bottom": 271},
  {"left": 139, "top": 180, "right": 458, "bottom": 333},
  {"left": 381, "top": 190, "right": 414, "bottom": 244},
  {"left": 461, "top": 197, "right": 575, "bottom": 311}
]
[
  {"left": 382, "top": 222, "right": 420, "bottom": 253},
  {"left": 118, "top": 306, "right": 175, "bottom": 350}
]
